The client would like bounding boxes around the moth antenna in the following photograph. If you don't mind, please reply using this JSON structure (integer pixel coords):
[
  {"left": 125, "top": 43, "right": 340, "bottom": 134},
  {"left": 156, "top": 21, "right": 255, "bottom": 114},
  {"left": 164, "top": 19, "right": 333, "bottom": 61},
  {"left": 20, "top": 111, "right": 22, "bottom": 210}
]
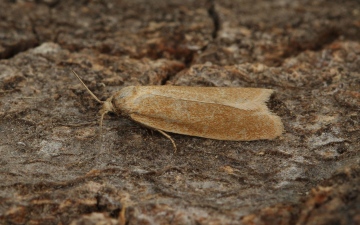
[
  {"left": 72, "top": 69, "right": 113, "bottom": 133},
  {"left": 71, "top": 69, "right": 104, "bottom": 104}
]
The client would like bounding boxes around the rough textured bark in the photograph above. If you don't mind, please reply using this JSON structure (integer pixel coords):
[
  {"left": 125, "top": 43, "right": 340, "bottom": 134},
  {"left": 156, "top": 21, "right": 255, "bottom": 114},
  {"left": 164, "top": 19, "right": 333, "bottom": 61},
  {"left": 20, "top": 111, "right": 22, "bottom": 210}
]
[{"left": 0, "top": 0, "right": 359, "bottom": 224}]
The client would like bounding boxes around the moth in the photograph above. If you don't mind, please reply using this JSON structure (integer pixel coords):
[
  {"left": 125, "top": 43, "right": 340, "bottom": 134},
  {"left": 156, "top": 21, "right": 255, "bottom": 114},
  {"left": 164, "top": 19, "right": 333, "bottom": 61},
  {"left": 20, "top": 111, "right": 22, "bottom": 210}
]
[{"left": 72, "top": 70, "right": 283, "bottom": 151}]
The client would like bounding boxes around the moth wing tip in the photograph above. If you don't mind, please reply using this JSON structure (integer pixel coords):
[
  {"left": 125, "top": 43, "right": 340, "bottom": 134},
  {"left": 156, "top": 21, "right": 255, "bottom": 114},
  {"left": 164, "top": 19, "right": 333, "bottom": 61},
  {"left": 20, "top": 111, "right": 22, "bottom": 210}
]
[{"left": 270, "top": 115, "right": 285, "bottom": 139}]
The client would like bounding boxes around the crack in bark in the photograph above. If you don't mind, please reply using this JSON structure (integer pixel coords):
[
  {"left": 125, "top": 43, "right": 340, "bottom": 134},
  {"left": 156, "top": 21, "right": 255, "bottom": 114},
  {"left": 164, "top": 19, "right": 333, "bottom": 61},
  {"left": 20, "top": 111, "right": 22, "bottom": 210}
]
[{"left": 207, "top": 0, "right": 220, "bottom": 39}]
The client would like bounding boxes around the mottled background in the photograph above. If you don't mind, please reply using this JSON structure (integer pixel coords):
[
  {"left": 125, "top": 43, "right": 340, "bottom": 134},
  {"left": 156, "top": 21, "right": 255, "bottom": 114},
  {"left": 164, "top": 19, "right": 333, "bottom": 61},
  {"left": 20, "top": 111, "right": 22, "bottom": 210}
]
[{"left": 0, "top": 0, "right": 359, "bottom": 224}]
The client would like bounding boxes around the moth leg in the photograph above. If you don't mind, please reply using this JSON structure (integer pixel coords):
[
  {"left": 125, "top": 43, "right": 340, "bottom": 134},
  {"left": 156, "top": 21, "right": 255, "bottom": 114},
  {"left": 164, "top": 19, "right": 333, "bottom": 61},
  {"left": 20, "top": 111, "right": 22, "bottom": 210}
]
[{"left": 156, "top": 129, "right": 177, "bottom": 152}]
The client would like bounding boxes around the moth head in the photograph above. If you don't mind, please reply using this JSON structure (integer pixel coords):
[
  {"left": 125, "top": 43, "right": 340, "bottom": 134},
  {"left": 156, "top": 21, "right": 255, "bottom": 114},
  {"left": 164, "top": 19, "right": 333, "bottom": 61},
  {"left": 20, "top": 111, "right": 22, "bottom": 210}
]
[
  {"left": 99, "top": 96, "right": 116, "bottom": 127},
  {"left": 71, "top": 69, "right": 115, "bottom": 128}
]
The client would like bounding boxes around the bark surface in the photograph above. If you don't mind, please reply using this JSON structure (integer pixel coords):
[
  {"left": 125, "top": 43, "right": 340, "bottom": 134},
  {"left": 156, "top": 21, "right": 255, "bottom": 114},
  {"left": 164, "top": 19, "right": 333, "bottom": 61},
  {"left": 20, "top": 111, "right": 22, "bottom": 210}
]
[{"left": 0, "top": 0, "right": 359, "bottom": 224}]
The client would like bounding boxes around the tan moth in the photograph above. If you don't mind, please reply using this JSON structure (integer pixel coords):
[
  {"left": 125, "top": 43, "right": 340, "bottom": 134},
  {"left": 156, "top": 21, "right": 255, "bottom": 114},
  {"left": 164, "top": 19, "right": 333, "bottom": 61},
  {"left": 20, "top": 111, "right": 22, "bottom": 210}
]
[{"left": 72, "top": 70, "right": 283, "bottom": 151}]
